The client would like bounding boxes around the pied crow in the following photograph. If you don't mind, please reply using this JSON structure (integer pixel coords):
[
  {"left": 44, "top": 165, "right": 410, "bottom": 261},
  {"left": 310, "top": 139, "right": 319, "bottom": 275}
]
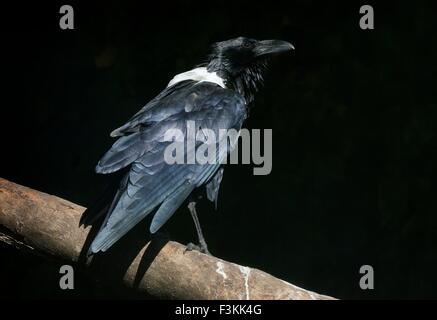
[{"left": 86, "top": 37, "right": 294, "bottom": 255}]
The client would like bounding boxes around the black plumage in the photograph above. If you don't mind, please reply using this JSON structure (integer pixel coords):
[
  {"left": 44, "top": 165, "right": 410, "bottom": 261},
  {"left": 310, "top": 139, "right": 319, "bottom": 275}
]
[{"left": 88, "top": 37, "right": 293, "bottom": 254}]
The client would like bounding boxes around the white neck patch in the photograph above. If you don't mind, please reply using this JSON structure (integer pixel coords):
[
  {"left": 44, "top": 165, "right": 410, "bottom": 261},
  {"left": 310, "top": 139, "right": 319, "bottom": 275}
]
[{"left": 167, "top": 67, "right": 226, "bottom": 88}]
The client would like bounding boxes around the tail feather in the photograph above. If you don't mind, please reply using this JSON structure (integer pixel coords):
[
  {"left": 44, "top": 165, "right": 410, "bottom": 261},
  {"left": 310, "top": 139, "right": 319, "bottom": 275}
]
[{"left": 149, "top": 181, "right": 195, "bottom": 233}]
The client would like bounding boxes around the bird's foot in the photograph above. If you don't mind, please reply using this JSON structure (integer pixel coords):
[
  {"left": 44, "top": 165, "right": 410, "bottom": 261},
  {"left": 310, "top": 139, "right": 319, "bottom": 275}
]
[{"left": 185, "top": 242, "right": 211, "bottom": 255}]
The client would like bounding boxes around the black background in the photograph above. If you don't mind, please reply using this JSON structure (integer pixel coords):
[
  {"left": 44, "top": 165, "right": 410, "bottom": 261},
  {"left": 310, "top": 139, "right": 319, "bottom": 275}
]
[{"left": 0, "top": 0, "right": 436, "bottom": 299}]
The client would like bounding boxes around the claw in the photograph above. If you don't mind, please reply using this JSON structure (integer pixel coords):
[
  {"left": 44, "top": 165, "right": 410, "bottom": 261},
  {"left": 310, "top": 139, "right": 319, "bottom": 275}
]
[
  {"left": 185, "top": 242, "right": 201, "bottom": 253},
  {"left": 185, "top": 242, "right": 211, "bottom": 255},
  {"left": 200, "top": 242, "right": 211, "bottom": 255}
]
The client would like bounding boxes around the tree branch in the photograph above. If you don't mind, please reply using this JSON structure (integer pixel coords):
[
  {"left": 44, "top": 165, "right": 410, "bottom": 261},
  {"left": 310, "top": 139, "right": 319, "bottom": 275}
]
[{"left": 0, "top": 177, "right": 334, "bottom": 300}]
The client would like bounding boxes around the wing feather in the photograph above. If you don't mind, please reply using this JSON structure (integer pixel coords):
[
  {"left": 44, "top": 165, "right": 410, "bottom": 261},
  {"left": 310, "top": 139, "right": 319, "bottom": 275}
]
[{"left": 90, "top": 82, "right": 247, "bottom": 253}]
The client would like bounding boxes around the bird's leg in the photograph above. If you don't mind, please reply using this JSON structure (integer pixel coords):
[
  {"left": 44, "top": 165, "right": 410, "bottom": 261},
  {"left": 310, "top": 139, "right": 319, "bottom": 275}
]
[{"left": 186, "top": 201, "right": 211, "bottom": 255}]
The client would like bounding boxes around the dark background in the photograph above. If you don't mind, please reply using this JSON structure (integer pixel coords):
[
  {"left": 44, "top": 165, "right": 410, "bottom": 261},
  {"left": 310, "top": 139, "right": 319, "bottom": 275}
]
[{"left": 0, "top": 0, "right": 436, "bottom": 299}]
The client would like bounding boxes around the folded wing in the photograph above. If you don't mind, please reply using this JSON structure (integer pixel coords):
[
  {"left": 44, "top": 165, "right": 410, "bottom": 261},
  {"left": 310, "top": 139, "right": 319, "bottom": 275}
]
[{"left": 91, "top": 81, "right": 247, "bottom": 253}]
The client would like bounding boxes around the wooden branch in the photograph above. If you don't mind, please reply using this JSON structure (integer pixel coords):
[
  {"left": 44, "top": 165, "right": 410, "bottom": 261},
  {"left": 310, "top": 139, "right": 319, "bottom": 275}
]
[{"left": 0, "top": 177, "right": 334, "bottom": 300}]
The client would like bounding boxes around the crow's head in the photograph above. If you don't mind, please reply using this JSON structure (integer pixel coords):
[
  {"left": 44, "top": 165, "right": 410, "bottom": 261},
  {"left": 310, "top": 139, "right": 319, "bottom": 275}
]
[{"left": 206, "top": 37, "right": 294, "bottom": 102}]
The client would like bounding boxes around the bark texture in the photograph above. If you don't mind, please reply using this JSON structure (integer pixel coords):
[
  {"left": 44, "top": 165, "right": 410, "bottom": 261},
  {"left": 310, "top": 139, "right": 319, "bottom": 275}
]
[{"left": 0, "top": 177, "right": 334, "bottom": 300}]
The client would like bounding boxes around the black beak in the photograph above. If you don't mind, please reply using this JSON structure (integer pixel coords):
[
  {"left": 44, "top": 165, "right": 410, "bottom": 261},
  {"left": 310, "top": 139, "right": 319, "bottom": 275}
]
[{"left": 254, "top": 39, "right": 295, "bottom": 57}]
